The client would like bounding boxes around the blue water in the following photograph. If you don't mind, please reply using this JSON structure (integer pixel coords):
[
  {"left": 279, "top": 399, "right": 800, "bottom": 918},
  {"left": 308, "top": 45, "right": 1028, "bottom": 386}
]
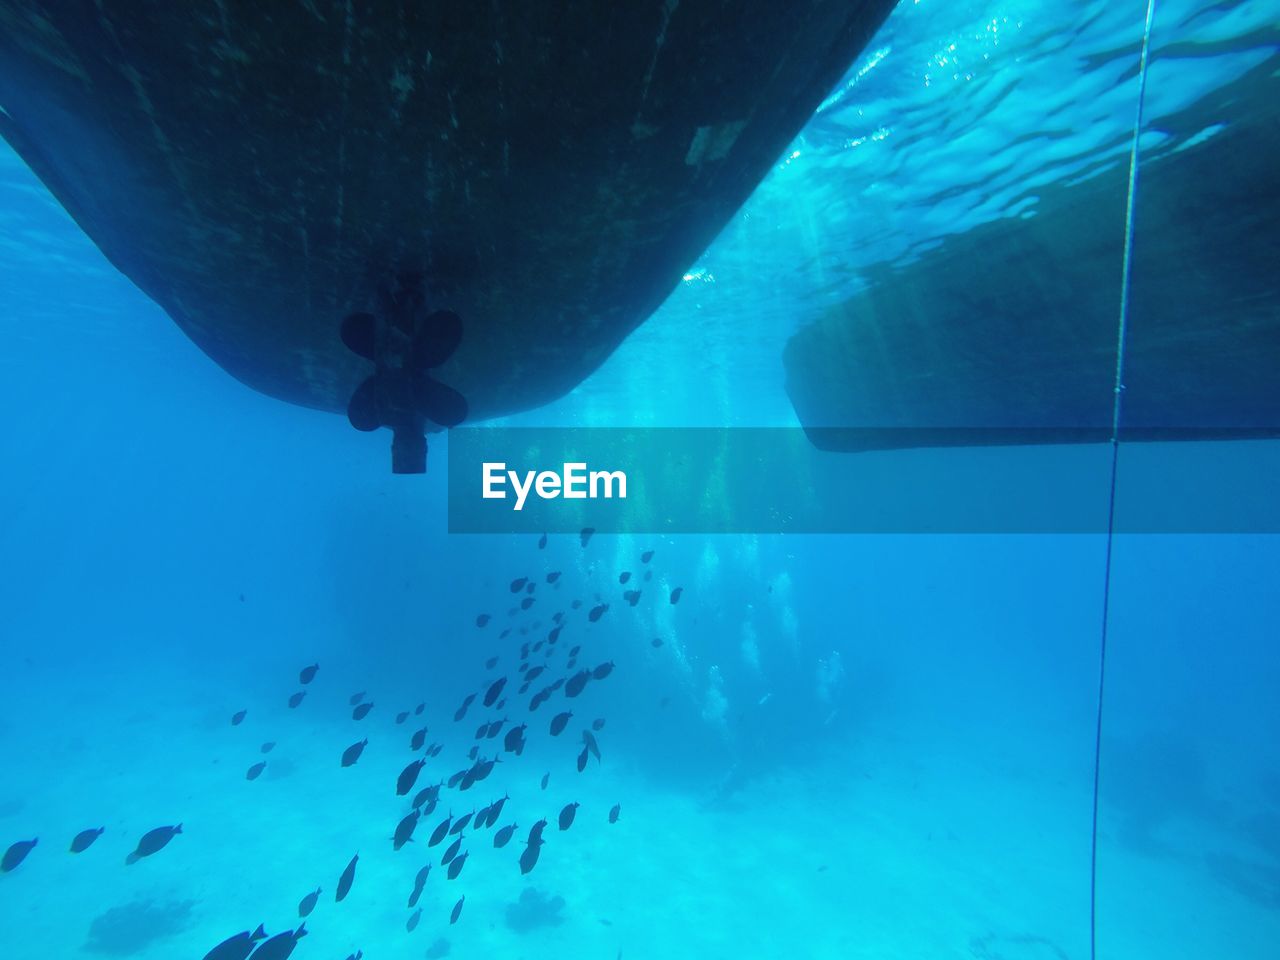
[{"left": 2, "top": 1, "right": 1279, "bottom": 958}]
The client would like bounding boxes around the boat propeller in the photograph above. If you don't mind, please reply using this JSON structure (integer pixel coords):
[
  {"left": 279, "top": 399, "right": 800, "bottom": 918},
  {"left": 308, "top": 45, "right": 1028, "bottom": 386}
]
[{"left": 340, "top": 276, "right": 468, "bottom": 474}]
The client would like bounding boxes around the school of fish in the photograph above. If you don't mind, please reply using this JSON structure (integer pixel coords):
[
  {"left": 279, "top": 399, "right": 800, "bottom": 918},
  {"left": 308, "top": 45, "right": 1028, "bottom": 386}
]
[{"left": 1, "top": 531, "right": 686, "bottom": 958}]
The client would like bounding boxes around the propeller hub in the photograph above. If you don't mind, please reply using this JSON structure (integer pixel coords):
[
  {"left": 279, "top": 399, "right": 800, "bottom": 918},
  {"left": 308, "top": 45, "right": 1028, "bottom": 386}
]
[{"left": 339, "top": 274, "right": 468, "bottom": 473}]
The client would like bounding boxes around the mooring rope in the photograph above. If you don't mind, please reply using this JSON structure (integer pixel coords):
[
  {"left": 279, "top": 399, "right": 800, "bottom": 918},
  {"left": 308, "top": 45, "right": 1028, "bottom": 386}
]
[{"left": 1089, "top": 1, "right": 1158, "bottom": 957}]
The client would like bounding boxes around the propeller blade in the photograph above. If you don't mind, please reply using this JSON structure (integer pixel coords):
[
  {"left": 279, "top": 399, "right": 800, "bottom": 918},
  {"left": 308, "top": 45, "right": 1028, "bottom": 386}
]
[
  {"left": 340, "top": 312, "right": 378, "bottom": 360},
  {"left": 347, "top": 375, "right": 383, "bottom": 431},
  {"left": 412, "top": 310, "right": 463, "bottom": 370},
  {"left": 416, "top": 376, "right": 468, "bottom": 428}
]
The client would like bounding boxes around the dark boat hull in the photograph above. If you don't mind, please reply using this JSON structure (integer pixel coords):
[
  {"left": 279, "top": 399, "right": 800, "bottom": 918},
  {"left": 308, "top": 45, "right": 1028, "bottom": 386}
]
[{"left": 0, "top": 1, "right": 894, "bottom": 425}]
